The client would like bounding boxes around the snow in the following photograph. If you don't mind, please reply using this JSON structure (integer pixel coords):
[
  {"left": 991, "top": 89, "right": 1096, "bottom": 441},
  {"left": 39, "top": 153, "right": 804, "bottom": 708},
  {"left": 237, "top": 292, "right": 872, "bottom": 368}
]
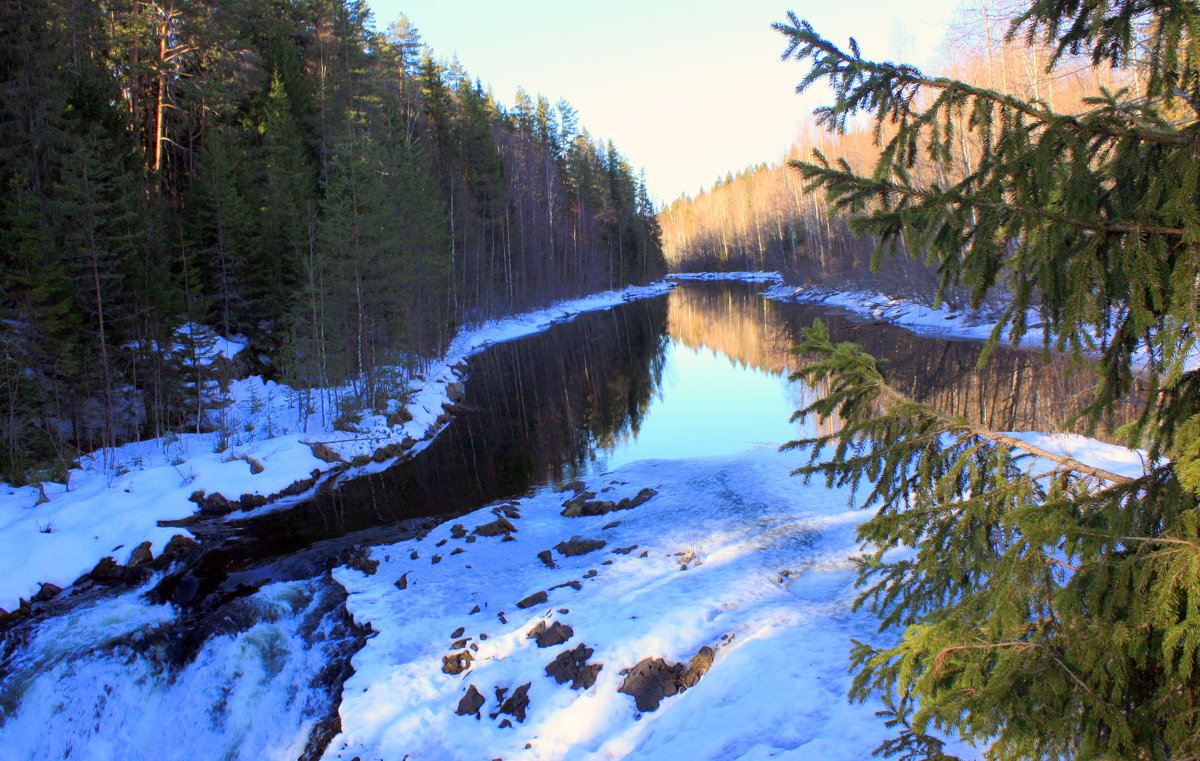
[
  {"left": 0, "top": 282, "right": 672, "bottom": 611},
  {"left": 328, "top": 446, "right": 980, "bottom": 761}
]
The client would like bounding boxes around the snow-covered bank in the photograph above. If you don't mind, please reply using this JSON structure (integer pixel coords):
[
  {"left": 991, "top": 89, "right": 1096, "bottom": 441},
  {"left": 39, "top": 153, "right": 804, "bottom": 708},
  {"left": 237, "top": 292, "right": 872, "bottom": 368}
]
[
  {"left": 328, "top": 429, "right": 1151, "bottom": 761},
  {"left": 327, "top": 447, "right": 978, "bottom": 761},
  {"left": 0, "top": 282, "right": 672, "bottom": 612}
]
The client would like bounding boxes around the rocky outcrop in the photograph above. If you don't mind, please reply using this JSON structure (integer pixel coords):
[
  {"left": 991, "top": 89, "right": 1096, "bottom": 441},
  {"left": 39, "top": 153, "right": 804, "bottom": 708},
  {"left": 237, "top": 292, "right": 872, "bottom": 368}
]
[
  {"left": 553, "top": 536, "right": 606, "bottom": 556},
  {"left": 560, "top": 487, "right": 658, "bottom": 517},
  {"left": 527, "top": 620, "right": 573, "bottom": 648},
  {"left": 456, "top": 685, "right": 486, "bottom": 716},
  {"left": 545, "top": 644, "right": 602, "bottom": 690}
]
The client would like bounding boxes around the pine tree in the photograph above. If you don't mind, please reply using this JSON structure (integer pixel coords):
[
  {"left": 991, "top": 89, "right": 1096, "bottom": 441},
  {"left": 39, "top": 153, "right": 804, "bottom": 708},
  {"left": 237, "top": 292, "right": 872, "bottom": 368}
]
[{"left": 777, "top": 2, "right": 1200, "bottom": 758}]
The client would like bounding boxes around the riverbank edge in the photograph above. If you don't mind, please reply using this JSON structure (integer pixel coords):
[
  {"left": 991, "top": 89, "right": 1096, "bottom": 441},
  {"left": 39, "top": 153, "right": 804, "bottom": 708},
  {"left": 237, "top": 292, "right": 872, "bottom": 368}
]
[{"left": 0, "top": 281, "right": 675, "bottom": 614}]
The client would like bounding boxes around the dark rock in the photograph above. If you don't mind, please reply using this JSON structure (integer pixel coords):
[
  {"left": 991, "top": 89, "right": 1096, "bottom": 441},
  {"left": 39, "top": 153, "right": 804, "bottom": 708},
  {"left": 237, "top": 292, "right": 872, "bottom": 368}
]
[
  {"left": 498, "top": 682, "right": 531, "bottom": 723},
  {"left": 554, "top": 536, "right": 606, "bottom": 557},
  {"left": 500, "top": 506, "right": 520, "bottom": 519},
  {"left": 550, "top": 580, "right": 582, "bottom": 591},
  {"left": 498, "top": 719, "right": 512, "bottom": 729},
  {"left": 410, "top": 550, "right": 420, "bottom": 560},
  {"left": 602, "top": 521, "right": 621, "bottom": 530},
  {"left": 442, "top": 650, "right": 473, "bottom": 675},
  {"left": 344, "top": 547, "right": 379, "bottom": 575},
  {"left": 556, "top": 480, "right": 586, "bottom": 493},
  {"left": 450, "top": 638, "right": 470, "bottom": 649},
  {"left": 618, "top": 646, "right": 715, "bottom": 711},
  {"left": 236, "top": 493, "right": 268, "bottom": 510},
  {"left": 612, "top": 545, "right": 639, "bottom": 555},
  {"left": 451, "top": 547, "right": 465, "bottom": 556},
  {"left": 583, "top": 569, "right": 597, "bottom": 579},
  {"left": 501, "top": 534, "right": 516, "bottom": 542},
  {"left": 90, "top": 556, "right": 120, "bottom": 581},
  {"left": 466, "top": 535, "right": 477, "bottom": 544},
  {"left": 479, "top": 633, "right": 488, "bottom": 640},
  {"left": 163, "top": 534, "right": 199, "bottom": 556},
  {"left": 498, "top": 612, "right": 507, "bottom": 624},
  {"left": 436, "top": 539, "right": 447, "bottom": 547},
  {"left": 601, "top": 560, "right": 613, "bottom": 565},
  {"left": 198, "top": 493, "right": 232, "bottom": 515},
  {"left": 545, "top": 644, "right": 603, "bottom": 690},
  {"left": 306, "top": 441, "right": 345, "bottom": 463},
  {"left": 516, "top": 591, "right": 548, "bottom": 609},
  {"left": 31, "top": 582, "right": 61, "bottom": 602},
  {"left": 167, "top": 574, "right": 201, "bottom": 606},
  {"left": 394, "top": 572, "right": 409, "bottom": 590},
  {"left": 561, "top": 487, "right": 658, "bottom": 517},
  {"left": 431, "top": 555, "right": 443, "bottom": 564},
  {"left": 188, "top": 490, "right": 206, "bottom": 503},
  {"left": 527, "top": 620, "right": 574, "bottom": 648},
  {"left": 128, "top": 541, "right": 154, "bottom": 567},
  {"left": 617, "top": 657, "right": 685, "bottom": 711},
  {"left": 456, "top": 685, "right": 486, "bottom": 716},
  {"left": 474, "top": 517, "right": 517, "bottom": 537},
  {"left": 537, "top": 550, "right": 556, "bottom": 568},
  {"left": 450, "top": 524, "right": 468, "bottom": 539},
  {"left": 638, "top": 551, "right": 649, "bottom": 558},
  {"left": 469, "top": 605, "right": 481, "bottom": 614},
  {"left": 452, "top": 626, "right": 465, "bottom": 638}
]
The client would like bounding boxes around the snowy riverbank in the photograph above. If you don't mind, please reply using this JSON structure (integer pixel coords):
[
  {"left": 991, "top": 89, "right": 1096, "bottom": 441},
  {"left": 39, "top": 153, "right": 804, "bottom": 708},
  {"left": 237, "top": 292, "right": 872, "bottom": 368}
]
[
  {"left": 0, "top": 282, "right": 673, "bottom": 611},
  {"left": 327, "top": 437, "right": 1146, "bottom": 761}
]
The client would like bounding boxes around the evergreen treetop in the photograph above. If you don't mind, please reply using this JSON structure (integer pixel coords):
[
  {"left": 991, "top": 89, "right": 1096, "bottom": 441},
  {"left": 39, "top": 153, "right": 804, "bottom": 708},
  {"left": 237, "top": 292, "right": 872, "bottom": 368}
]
[{"left": 777, "top": 1, "right": 1200, "bottom": 758}]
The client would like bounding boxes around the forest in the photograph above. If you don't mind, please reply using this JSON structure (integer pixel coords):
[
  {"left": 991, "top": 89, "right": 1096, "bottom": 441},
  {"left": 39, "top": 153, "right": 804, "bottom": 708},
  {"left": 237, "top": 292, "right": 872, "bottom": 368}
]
[
  {"left": 658, "top": 4, "right": 1129, "bottom": 301},
  {"left": 0, "top": 0, "right": 664, "bottom": 484}
]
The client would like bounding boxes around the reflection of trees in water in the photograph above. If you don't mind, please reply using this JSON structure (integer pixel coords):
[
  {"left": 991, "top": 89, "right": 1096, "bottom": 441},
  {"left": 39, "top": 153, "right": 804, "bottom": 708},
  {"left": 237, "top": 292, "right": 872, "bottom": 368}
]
[
  {"left": 236, "top": 297, "right": 670, "bottom": 554},
  {"left": 669, "top": 283, "right": 1141, "bottom": 441}
]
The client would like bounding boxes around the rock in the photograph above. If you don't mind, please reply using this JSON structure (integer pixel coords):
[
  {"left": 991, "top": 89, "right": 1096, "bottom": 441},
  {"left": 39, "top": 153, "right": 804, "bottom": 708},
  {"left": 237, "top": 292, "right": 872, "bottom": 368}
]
[
  {"left": 450, "top": 524, "right": 468, "bottom": 539},
  {"left": 244, "top": 456, "right": 265, "bottom": 474},
  {"left": 550, "top": 580, "right": 582, "bottom": 591},
  {"left": 345, "top": 547, "right": 379, "bottom": 575},
  {"left": 499, "top": 506, "right": 520, "bottom": 519},
  {"left": 498, "top": 719, "right": 512, "bottom": 729},
  {"left": 612, "top": 545, "right": 639, "bottom": 555},
  {"left": 442, "top": 650, "right": 473, "bottom": 675},
  {"left": 498, "top": 682, "right": 531, "bottom": 722},
  {"left": 451, "top": 547, "right": 465, "bottom": 556},
  {"left": 394, "top": 572, "right": 409, "bottom": 590},
  {"left": 618, "top": 646, "right": 715, "bottom": 711},
  {"left": 188, "top": 490, "right": 206, "bottom": 503},
  {"left": 602, "top": 521, "right": 622, "bottom": 530},
  {"left": 452, "top": 627, "right": 465, "bottom": 638},
  {"left": 554, "top": 536, "right": 606, "bottom": 557},
  {"left": 31, "top": 582, "right": 61, "bottom": 602},
  {"left": 446, "top": 382, "right": 465, "bottom": 402},
  {"left": 500, "top": 533, "right": 515, "bottom": 542},
  {"left": 545, "top": 644, "right": 602, "bottom": 690},
  {"left": 469, "top": 605, "right": 480, "bottom": 614},
  {"left": 456, "top": 685, "right": 486, "bottom": 716},
  {"left": 436, "top": 539, "right": 447, "bottom": 547},
  {"left": 639, "top": 551, "right": 649, "bottom": 558},
  {"left": 561, "top": 487, "right": 658, "bottom": 517},
  {"left": 90, "top": 556, "right": 120, "bottom": 581},
  {"left": 465, "top": 535, "right": 477, "bottom": 544},
  {"left": 527, "top": 620, "right": 574, "bottom": 648},
  {"left": 474, "top": 517, "right": 517, "bottom": 537},
  {"left": 537, "top": 550, "right": 556, "bottom": 568},
  {"left": 617, "top": 657, "right": 685, "bottom": 711},
  {"left": 497, "top": 612, "right": 507, "bottom": 624},
  {"left": 128, "top": 541, "right": 154, "bottom": 568},
  {"left": 236, "top": 493, "right": 268, "bottom": 510},
  {"left": 679, "top": 646, "right": 715, "bottom": 689},
  {"left": 431, "top": 555, "right": 442, "bottom": 564},
  {"left": 198, "top": 493, "right": 232, "bottom": 516},
  {"left": 516, "top": 591, "right": 548, "bottom": 609},
  {"left": 306, "top": 441, "right": 345, "bottom": 463},
  {"left": 556, "top": 480, "right": 586, "bottom": 493},
  {"left": 450, "top": 638, "right": 470, "bottom": 649},
  {"left": 163, "top": 534, "right": 199, "bottom": 556},
  {"left": 410, "top": 550, "right": 420, "bottom": 560}
]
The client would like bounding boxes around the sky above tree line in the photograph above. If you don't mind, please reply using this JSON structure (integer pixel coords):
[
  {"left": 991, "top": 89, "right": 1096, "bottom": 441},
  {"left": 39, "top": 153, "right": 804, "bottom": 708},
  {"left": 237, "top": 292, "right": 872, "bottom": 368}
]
[{"left": 366, "top": 0, "right": 961, "bottom": 204}]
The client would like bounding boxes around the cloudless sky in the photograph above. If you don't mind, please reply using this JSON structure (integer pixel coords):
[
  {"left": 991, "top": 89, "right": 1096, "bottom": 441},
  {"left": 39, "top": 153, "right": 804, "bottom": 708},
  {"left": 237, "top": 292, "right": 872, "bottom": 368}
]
[{"left": 365, "top": 1, "right": 963, "bottom": 204}]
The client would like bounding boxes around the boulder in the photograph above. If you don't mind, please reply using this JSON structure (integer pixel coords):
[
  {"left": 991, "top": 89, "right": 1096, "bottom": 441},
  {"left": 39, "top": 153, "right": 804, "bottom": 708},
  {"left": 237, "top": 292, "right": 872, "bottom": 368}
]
[
  {"left": 128, "top": 541, "right": 154, "bottom": 568},
  {"left": 497, "top": 682, "right": 531, "bottom": 722},
  {"left": 456, "top": 685, "right": 485, "bottom": 717},
  {"left": 561, "top": 487, "right": 657, "bottom": 517},
  {"left": 618, "top": 645, "right": 716, "bottom": 711},
  {"left": 527, "top": 620, "right": 574, "bottom": 648},
  {"left": 537, "top": 550, "right": 556, "bottom": 568},
  {"left": 545, "top": 644, "right": 602, "bottom": 690},
  {"left": 441, "top": 650, "right": 473, "bottom": 675},
  {"left": 31, "top": 582, "right": 61, "bottom": 603},
  {"left": 516, "top": 591, "right": 548, "bottom": 609},
  {"left": 554, "top": 536, "right": 606, "bottom": 557},
  {"left": 473, "top": 517, "right": 517, "bottom": 537}
]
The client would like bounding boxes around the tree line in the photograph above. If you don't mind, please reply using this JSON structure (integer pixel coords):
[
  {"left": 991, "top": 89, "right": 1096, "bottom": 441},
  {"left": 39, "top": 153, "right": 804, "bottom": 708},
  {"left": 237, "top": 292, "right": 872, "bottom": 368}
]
[
  {"left": 659, "top": 1, "right": 1127, "bottom": 302},
  {"left": 0, "top": 0, "right": 664, "bottom": 484}
]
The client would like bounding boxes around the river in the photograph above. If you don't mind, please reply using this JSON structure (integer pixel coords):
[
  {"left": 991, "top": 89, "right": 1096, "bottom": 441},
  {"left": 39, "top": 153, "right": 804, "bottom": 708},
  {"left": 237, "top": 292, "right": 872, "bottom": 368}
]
[{"left": 0, "top": 281, "right": 1131, "bottom": 761}]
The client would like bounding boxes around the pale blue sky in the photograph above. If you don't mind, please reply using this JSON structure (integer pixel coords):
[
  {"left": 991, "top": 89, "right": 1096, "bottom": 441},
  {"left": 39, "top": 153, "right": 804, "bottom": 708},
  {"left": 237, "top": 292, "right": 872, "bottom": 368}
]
[{"left": 365, "top": 1, "right": 963, "bottom": 203}]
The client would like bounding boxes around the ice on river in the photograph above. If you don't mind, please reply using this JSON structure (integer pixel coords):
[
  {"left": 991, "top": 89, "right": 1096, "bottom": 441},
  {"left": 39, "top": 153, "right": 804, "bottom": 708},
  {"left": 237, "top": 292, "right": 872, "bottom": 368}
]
[{"left": 328, "top": 446, "right": 975, "bottom": 761}]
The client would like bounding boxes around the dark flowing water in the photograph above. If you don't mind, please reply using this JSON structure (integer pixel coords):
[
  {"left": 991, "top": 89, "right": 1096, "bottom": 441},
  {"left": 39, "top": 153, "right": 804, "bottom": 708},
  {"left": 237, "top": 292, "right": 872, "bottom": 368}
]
[{"left": 0, "top": 281, "right": 1133, "bottom": 760}]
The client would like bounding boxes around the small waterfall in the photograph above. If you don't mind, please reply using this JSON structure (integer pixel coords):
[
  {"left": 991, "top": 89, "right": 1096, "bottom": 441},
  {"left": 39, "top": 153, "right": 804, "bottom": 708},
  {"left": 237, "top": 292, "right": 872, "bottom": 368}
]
[{"left": 0, "top": 576, "right": 362, "bottom": 761}]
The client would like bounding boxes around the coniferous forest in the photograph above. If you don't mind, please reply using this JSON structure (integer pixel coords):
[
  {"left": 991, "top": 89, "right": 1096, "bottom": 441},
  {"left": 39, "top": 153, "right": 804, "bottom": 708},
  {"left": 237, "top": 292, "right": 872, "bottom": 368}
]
[{"left": 0, "top": 0, "right": 664, "bottom": 484}]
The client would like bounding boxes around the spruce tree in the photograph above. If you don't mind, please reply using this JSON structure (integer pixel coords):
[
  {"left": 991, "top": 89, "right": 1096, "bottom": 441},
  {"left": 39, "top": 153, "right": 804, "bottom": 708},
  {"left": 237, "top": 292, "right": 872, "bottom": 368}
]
[{"left": 777, "top": 2, "right": 1200, "bottom": 759}]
